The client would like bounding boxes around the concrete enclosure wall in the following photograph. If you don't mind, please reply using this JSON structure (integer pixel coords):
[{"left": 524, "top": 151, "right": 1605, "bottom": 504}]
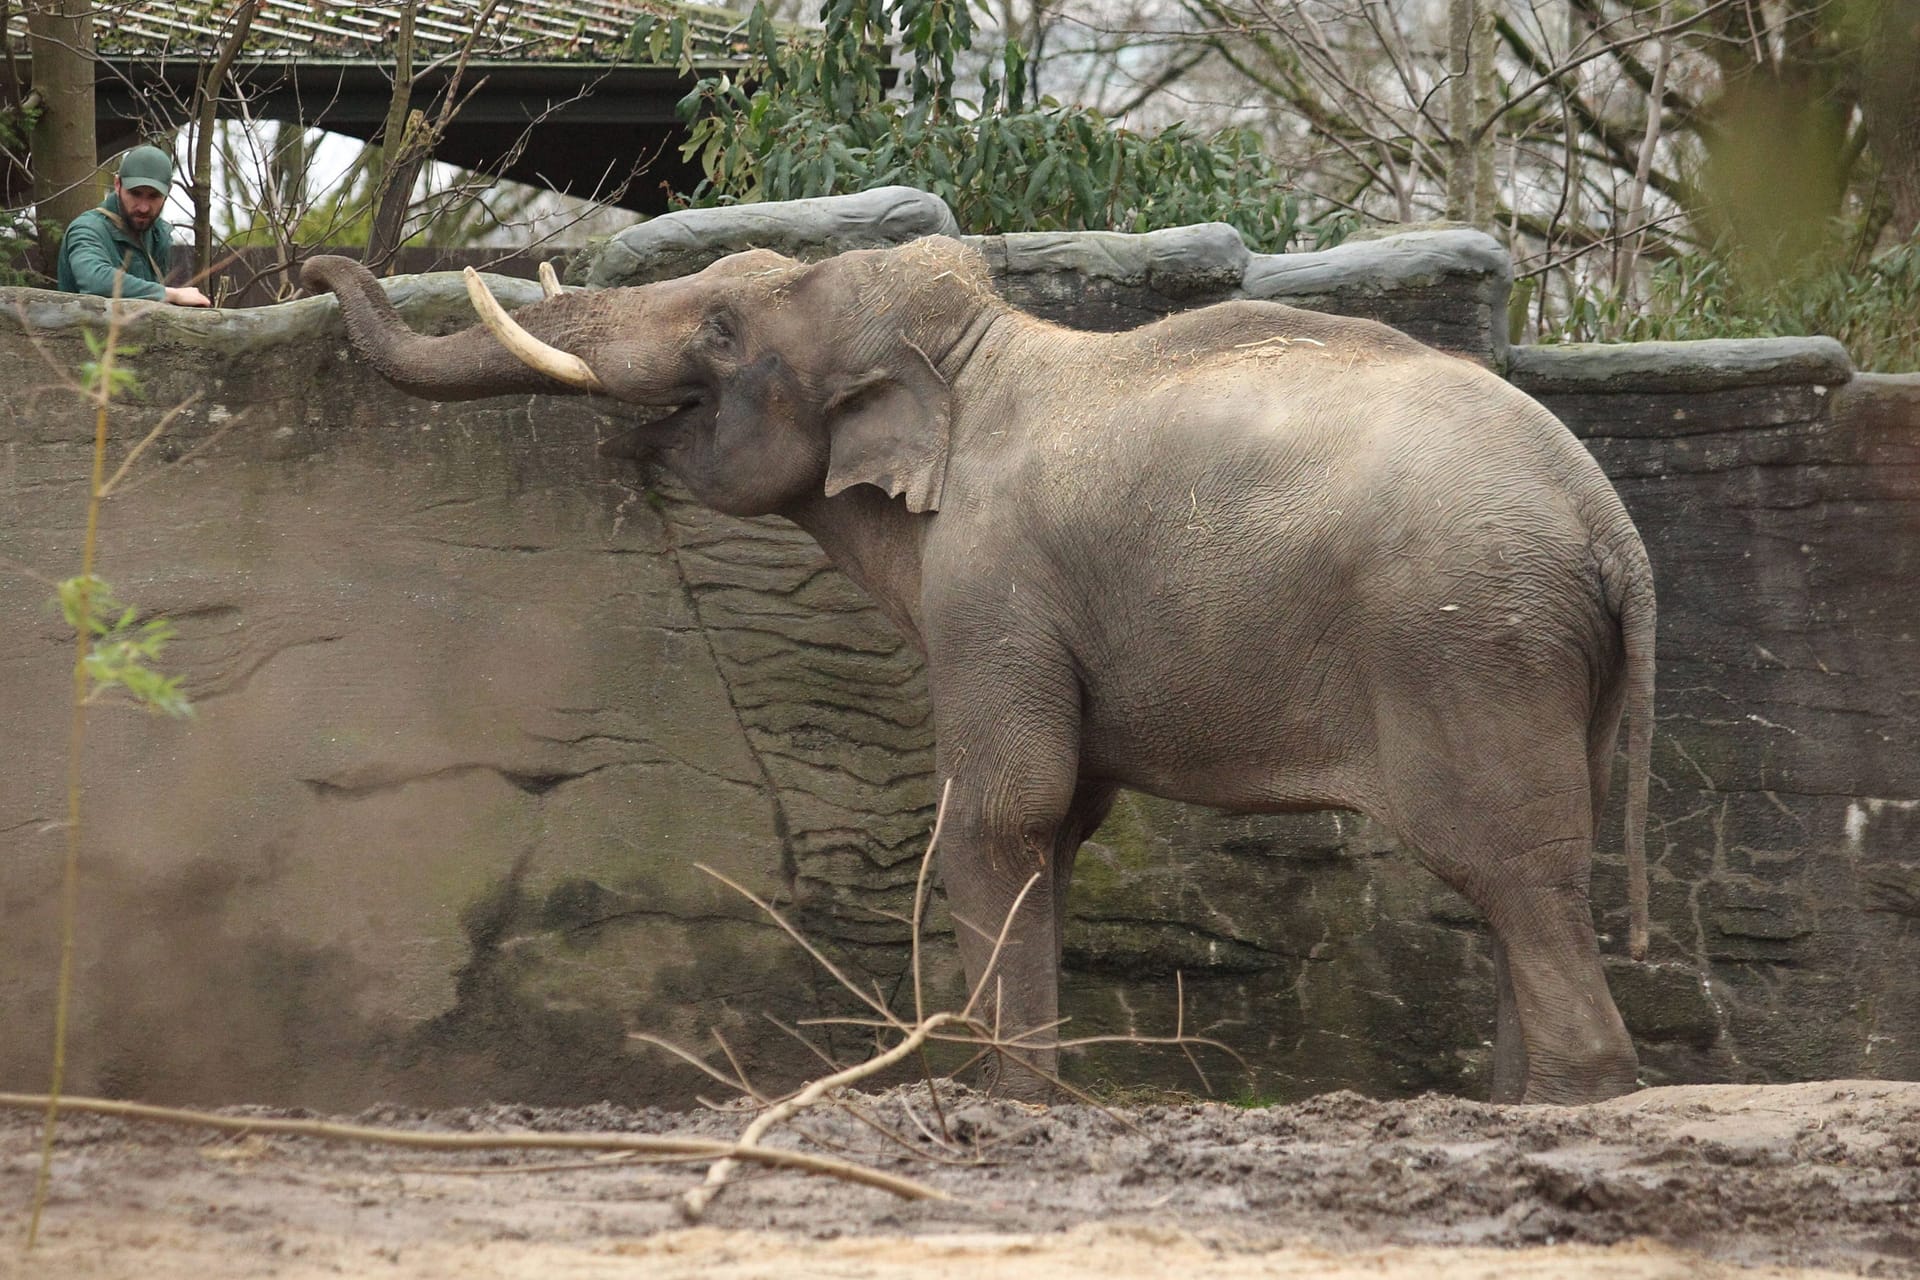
[{"left": 2, "top": 187, "right": 1916, "bottom": 1108}]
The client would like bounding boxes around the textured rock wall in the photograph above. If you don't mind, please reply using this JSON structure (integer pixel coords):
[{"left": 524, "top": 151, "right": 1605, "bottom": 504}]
[
  {"left": 2, "top": 188, "right": 1914, "bottom": 1108},
  {"left": 1519, "top": 348, "right": 1920, "bottom": 1086}
]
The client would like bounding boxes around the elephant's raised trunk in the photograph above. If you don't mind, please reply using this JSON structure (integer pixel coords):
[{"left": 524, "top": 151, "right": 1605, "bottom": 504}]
[{"left": 301, "top": 255, "right": 593, "bottom": 402}]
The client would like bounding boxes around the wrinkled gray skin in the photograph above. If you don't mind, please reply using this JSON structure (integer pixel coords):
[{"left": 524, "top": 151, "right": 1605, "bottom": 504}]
[{"left": 304, "top": 238, "right": 1656, "bottom": 1106}]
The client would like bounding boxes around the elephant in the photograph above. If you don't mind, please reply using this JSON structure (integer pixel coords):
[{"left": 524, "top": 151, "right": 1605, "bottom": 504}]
[{"left": 302, "top": 234, "right": 1656, "bottom": 1106}]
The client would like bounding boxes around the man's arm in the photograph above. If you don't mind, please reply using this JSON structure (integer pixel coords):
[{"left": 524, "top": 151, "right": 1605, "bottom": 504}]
[
  {"left": 156, "top": 229, "right": 210, "bottom": 307},
  {"left": 59, "top": 219, "right": 168, "bottom": 302}
]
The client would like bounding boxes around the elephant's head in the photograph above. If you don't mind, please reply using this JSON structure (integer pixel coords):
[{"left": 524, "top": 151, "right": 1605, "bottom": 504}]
[{"left": 301, "top": 238, "right": 1004, "bottom": 517}]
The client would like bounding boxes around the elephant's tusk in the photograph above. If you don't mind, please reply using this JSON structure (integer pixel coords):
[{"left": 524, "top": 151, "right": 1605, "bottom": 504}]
[
  {"left": 537, "top": 260, "right": 563, "bottom": 299},
  {"left": 462, "top": 266, "right": 603, "bottom": 392}
]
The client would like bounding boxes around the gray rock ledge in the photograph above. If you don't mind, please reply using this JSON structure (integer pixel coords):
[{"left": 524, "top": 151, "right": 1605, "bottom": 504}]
[
  {"left": 586, "top": 187, "right": 962, "bottom": 288},
  {"left": 1509, "top": 337, "right": 1854, "bottom": 394}
]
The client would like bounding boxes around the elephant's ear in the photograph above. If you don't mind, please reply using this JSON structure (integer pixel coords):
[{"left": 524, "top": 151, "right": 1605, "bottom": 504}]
[{"left": 821, "top": 343, "right": 951, "bottom": 514}]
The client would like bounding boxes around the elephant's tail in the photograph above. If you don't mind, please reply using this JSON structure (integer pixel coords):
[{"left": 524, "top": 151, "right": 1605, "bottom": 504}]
[{"left": 1617, "top": 549, "right": 1657, "bottom": 962}]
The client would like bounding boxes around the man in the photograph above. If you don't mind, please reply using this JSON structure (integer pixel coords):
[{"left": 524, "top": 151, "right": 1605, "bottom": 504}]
[{"left": 56, "top": 145, "right": 211, "bottom": 306}]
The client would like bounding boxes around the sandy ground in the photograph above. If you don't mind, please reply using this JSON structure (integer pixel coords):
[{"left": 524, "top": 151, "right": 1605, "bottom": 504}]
[{"left": 3, "top": 1080, "right": 1917, "bottom": 1279}]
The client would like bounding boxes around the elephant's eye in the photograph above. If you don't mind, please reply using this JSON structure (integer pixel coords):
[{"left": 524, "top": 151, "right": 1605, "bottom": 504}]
[{"left": 706, "top": 312, "right": 739, "bottom": 353}]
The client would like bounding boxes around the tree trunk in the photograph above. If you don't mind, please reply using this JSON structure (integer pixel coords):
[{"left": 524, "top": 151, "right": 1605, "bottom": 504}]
[
  {"left": 26, "top": 0, "right": 96, "bottom": 242},
  {"left": 191, "top": 0, "right": 260, "bottom": 299},
  {"left": 1446, "top": 0, "right": 1498, "bottom": 226},
  {"left": 2, "top": 0, "right": 24, "bottom": 109},
  {"left": 2, "top": 2, "right": 31, "bottom": 207},
  {"left": 267, "top": 122, "right": 307, "bottom": 298},
  {"left": 363, "top": 1, "right": 418, "bottom": 274},
  {"left": 365, "top": 110, "right": 427, "bottom": 273},
  {"left": 1471, "top": 0, "right": 1497, "bottom": 226},
  {"left": 1859, "top": 0, "right": 1920, "bottom": 239}
]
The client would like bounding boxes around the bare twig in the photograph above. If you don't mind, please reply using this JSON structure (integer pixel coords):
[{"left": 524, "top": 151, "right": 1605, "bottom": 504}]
[
  {"left": 616, "top": 780, "right": 1244, "bottom": 1222},
  {"left": 0, "top": 1092, "right": 950, "bottom": 1203},
  {"left": 1614, "top": 6, "right": 1672, "bottom": 296},
  {"left": 911, "top": 779, "right": 953, "bottom": 1025},
  {"left": 959, "top": 873, "right": 1042, "bottom": 1023},
  {"left": 762, "top": 1012, "right": 846, "bottom": 1075},
  {"left": 191, "top": 0, "right": 263, "bottom": 285},
  {"left": 625, "top": 1031, "right": 761, "bottom": 1098},
  {"left": 1515, "top": 209, "right": 1688, "bottom": 280},
  {"left": 709, "top": 1028, "right": 762, "bottom": 1106},
  {"left": 108, "top": 408, "right": 253, "bottom": 499},
  {"left": 694, "top": 864, "right": 896, "bottom": 1023},
  {"left": 1472, "top": 0, "right": 1742, "bottom": 141},
  {"left": 680, "top": 1011, "right": 965, "bottom": 1220},
  {"left": 96, "top": 393, "right": 205, "bottom": 498}
]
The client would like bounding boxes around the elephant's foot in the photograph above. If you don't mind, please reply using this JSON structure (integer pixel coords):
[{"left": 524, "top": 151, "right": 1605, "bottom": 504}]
[
  {"left": 1476, "top": 885, "right": 1641, "bottom": 1107},
  {"left": 1515, "top": 1038, "right": 1639, "bottom": 1105}
]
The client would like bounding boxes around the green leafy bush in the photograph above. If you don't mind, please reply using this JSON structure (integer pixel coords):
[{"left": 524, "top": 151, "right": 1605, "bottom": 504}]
[
  {"left": 1551, "top": 228, "right": 1920, "bottom": 373},
  {"left": 0, "top": 102, "right": 51, "bottom": 287},
  {"left": 57, "top": 574, "right": 191, "bottom": 718},
  {"left": 0, "top": 213, "right": 46, "bottom": 287},
  {"left": 631, "top": 0, "right": 1345, "bottom": 253}
]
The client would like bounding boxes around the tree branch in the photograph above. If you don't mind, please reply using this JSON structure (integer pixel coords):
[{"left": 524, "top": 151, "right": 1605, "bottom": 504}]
[
  {"left": 192, "top": 0, "right": 262, "bottom": 294},
  {"left": 0, "top": 1092, "right": 950, "bottom": 1203}
]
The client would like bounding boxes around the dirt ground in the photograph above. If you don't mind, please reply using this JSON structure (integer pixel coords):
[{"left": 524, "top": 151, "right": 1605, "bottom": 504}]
[{"left": 4, "top": 1079, "right": 1917, "bottom": 1279}]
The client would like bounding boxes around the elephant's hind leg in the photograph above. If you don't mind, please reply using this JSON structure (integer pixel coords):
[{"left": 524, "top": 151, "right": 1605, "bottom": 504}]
[
  {"left": 1382, "top": 735, "right": 1638, "bottom": 1105},
  {"left": 1478, "top": 869, "right": 1638, "bottom": 1103},
  {"left": 1489, "top": 936, "right": 1528, "bottom": 1102}
]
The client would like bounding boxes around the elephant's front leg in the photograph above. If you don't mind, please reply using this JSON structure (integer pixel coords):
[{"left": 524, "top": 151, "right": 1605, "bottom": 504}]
[{"left": 932, "top": 678, "right": 1086, "bottom": 1099}]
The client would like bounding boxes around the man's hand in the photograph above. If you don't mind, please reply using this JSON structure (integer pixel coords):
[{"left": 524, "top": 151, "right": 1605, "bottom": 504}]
[{"left": 165, "top": 286, "right": 212, "bottom": 307}]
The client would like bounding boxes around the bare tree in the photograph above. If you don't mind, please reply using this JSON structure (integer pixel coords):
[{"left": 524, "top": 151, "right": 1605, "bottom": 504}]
[
  {"left": 68, "top": 0, "right": 636, "bottom": 303},
  {"left": 972, "top": 0, "right": 1906, "bottom": 341},
  {"left": 188, "top": 0, "right": 259, "bottom": 280},
  {"left": 2, "top": 0, "right": 34, "bottom": 167},
  {"left": 25, "top": 0, "right": 96, "bottom": 240},
  {"left": 1853, "top": 0, "right": 1920, "bottom": 240},
  {"left": 1446, "top": 0, "right": 1499, "bottom": 225},
  {"left": 363, "top": 0, "right": 502, "bottom": 273}
]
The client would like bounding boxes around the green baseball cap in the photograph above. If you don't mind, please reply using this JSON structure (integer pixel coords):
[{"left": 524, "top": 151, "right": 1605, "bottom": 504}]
[{"left": 117, "top": 145, "right": 174, "bottom": 193}]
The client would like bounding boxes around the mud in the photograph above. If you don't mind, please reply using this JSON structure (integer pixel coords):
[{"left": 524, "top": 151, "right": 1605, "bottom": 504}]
[{"left": 5, "top": 1080, "right": 1917, "bottom": 1278}]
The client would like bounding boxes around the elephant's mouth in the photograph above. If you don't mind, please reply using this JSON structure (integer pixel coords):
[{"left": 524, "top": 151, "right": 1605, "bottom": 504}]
[{"left": 598, "top": 397, "right": 712, "bottom": 461}]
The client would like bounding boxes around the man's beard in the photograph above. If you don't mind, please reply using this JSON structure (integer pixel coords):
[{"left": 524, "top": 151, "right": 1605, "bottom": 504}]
[{"left": 123, "top": 208, "right": 156, "bottom": 232}]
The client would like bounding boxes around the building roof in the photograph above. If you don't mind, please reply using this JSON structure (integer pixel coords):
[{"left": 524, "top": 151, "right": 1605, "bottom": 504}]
[
  {"left": 9, "top": 1, "right": 774, "bottom": 213},
  {"left": 14, "top": 0, "right": 755, "bottom": 66}
]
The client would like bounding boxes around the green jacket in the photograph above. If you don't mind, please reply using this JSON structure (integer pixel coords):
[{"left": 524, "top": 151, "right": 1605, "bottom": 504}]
[{"left": 55, "top": 193, "right": 175, "bottom": 302}]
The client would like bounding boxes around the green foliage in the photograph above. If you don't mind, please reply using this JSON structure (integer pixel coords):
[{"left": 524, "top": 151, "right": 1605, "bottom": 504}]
[
  {"left": 0, "top": 212, "right": 44, "bottom": 287},
  {"left": 55, "top": 576, "right": 193, "bottom": 718},
  {"left": 80, "top": 331, "right": 143, "bottom": 399},
  {"left": 48, "top": 334, "right": 190, "bottom": 721},
  {"left": 0, "top": 97, "right": 31, "bottom": 147},
  {"left": 1693, "top": 79, "right": 1853, "bottom": 278},
  {"left": 631, "top": 0, "right": 1340, "bottom": 252},
  {"left": 0, "top": 101, "right": 48, "bottom": 287},
  {"left": 1552, "top": 227, "right": 1920, "bottom": 372}
]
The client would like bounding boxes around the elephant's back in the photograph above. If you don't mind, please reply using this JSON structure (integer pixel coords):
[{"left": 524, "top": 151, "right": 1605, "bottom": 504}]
[
  {"left": 1060, "top": 351, "right": 1612, "bottom": 786},
  {"left": 940, "top": 312, "right": 1634, "bottom": 811},
  {"left": 1134, "top": 298, "right": 1434, "bottom": 365}
]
